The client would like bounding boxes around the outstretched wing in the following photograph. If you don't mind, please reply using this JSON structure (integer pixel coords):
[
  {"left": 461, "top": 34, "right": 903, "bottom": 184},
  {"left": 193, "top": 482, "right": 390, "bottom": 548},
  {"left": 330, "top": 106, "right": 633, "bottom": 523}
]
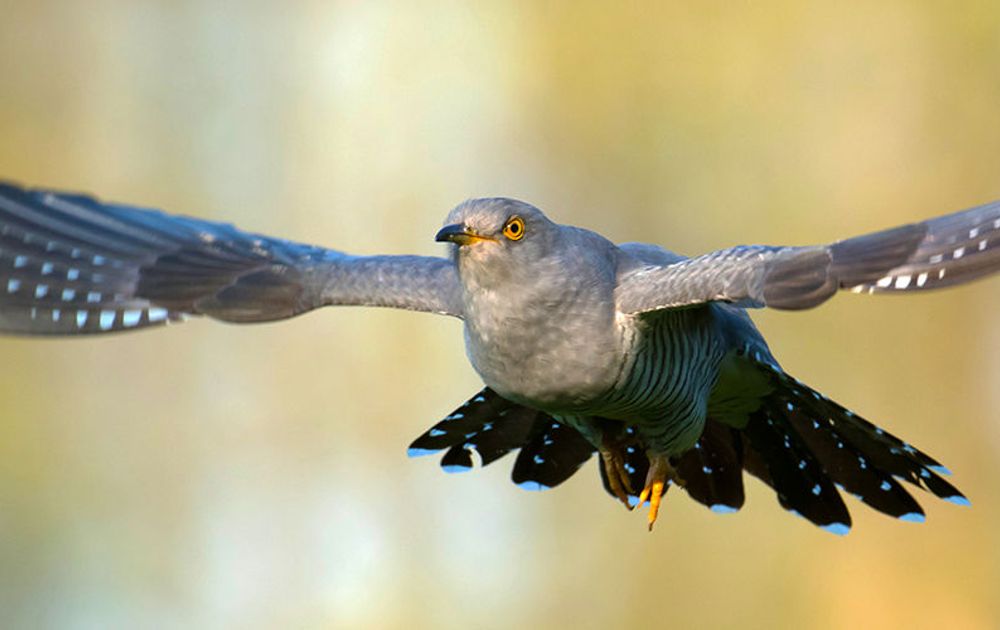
[
  {"left": 0, "top": 182, "right": 462, "bottom": 335},
  {"left": 616, "top": 199, "right": 1000, "bottom": 314}
]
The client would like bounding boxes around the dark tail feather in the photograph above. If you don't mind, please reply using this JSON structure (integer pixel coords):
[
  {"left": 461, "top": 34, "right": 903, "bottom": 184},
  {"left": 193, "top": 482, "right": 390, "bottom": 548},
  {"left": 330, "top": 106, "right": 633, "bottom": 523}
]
[
  {"left": 409, "top": 374, "right": 967, "bottom": 534},
  {"left": 773, "top": 370, "right": 966, "bottom": 503},
  {"left": 408, "top": 388, "right": 595, "bottom": 490},
  {"left": 773, "top": 390, "right": 925, "bottom": 521},
  {"left": 510, "top": 420, "right": 594, "bottom": 491},
  {"left": 407, "top": 388, "right": 531, "bottom": 467},
  {"left": 671, "top": 421, "right": 746, "bottom": 513},
  {"left": 741, "top": 403, "right": 853, "bottom": 533},
  {"left": 741, "top": 364, "right": 967, "bottom": 532},
  {"left": 412, "top": 397, "right": 748, "bottom": 514}
]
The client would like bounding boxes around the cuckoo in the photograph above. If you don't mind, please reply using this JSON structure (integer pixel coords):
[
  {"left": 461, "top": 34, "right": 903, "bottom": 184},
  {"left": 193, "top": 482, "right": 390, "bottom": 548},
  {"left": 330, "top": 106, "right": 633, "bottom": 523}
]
[{"left": 1, "top": 182, "right": 997, "bottom": 533}]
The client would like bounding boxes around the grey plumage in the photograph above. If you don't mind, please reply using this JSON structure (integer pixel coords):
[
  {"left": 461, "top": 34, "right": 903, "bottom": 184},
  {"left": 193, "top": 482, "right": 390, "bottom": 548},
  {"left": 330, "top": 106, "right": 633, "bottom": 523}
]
[
  {"left": 617, "top": 198, "right": 1000, "bottom": 313},
  {"left": 0, "top": 183, "right": 461, "bottom": 334},
  {"left": 2, "top": 181, "right": 996, "bottom": 533}
]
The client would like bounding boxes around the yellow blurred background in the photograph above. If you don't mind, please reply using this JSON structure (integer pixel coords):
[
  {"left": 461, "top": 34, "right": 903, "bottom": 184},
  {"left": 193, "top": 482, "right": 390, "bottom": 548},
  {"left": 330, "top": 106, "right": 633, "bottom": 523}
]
[{"left": 1, "top": 2, "right": 998, "bottom": 628}]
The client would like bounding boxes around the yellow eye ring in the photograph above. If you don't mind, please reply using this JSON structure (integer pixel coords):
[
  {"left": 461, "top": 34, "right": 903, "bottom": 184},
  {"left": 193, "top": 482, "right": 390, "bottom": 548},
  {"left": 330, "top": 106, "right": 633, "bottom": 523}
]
[{"left": 503, "top": 216, "right": 526, "bottom": 241}]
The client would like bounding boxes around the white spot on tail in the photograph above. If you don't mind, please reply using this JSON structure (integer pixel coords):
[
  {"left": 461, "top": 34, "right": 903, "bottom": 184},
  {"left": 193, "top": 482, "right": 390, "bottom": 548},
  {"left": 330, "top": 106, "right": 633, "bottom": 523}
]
[
  {"left": 122, "top": 310, "right": 142, "bottom": 327},
  {"left": 41, "top": 262, "right": 54, "bottom": 275},
  {"left": 34, "top": 284, "right": 48, "bottom": 298},
  {"left": 67, "top": 268, "right": 80, "bottom": 281},
  {"left": 75, "top": 310, "right": 88, "bottom": 328},
  {"left": 979, "top": 239, "right": 988, "bottom": 251},
  {"left": 894, "top": 275, "right": 911, "bottom": 289},
  {"left": 61, "top": 288, "right": 75, "bottom": 301},
  {"left": 99, "top": 310, "right": 116, "bottom": 330},
  {"left": 822, "top": 523, "right": 850, "bottom": 536},
  {"left": 14, "top": 255, "right": 28, "bottom": 268},
  {"left": 710, "top": 504, "right": 738, "bottom": 514},
  {"left": 406, "top": 447, "right": 436, "bottom": 458},
  {"left": 953, "top": 247, "right": 965, "bottom": 259},
  {"left": 928, "top": 253, "right": 944, "bottom": 264},
  {"left": 6, "top": 279, "right": 20, "bottom": 293},
  {"left": 147, "top": 308, "right": 169, "bottom": 323},
  {"left": 876, "top": 276, "right": 893, "bottom": 288},
  {"left": 916, "top": 272, "right": 928, "bottom": 287},
  {"left": 517, "top": 480, "right": 549, "bottom": 491}
]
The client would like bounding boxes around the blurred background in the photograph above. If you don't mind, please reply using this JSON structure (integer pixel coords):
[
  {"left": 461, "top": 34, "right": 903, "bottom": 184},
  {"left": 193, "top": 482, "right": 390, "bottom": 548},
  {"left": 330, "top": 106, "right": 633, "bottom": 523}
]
[{"left": 1, "top": 2, "right": 999, "bottom": 628}]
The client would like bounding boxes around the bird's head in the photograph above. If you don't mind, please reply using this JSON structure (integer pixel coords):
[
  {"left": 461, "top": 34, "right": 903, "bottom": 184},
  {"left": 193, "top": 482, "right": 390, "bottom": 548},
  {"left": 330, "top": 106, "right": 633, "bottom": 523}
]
[{"left": 436, "top": 198, "right": 558, "bottom": 287}]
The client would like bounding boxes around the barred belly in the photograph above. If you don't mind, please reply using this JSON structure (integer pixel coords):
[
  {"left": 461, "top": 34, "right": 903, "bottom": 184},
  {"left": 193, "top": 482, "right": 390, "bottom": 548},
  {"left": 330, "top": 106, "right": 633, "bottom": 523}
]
[{"left": 590, "top": 306, "right": 727, "bottom": 455}]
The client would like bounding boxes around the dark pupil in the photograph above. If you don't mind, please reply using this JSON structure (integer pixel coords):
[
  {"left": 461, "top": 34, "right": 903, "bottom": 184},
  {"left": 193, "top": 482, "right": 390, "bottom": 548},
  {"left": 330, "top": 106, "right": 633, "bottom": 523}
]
[{"left": 509, "top": 222, "right": 520, "bottom": 234}]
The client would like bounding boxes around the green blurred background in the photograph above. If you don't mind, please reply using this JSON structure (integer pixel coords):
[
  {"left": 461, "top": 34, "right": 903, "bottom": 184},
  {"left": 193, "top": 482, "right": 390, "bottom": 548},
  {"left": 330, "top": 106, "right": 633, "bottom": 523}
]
[{"left": 1, "top": 2, "right": 998, "bottom": 628}]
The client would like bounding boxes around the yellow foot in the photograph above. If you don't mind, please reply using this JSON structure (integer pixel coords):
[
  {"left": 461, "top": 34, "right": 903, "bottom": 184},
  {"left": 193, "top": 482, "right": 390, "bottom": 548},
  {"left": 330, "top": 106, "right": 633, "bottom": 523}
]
[{"left": 637, "top": 453, "right": 683, "bottom": 531}]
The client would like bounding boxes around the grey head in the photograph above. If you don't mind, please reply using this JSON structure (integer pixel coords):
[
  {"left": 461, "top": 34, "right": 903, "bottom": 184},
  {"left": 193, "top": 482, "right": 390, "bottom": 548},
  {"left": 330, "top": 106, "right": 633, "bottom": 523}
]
[
  {"left": 434, "top": 197, "right": 624, "bottom": 410},
  {"left": 435, "top": 198, "right": 562, "bottom": 290}
]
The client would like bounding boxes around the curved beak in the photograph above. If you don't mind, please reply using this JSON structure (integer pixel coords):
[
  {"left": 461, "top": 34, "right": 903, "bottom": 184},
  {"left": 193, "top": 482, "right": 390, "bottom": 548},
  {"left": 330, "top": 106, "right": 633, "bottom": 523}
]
[{"left": 435, "top": 224, "right": 493, "bottom": 246}]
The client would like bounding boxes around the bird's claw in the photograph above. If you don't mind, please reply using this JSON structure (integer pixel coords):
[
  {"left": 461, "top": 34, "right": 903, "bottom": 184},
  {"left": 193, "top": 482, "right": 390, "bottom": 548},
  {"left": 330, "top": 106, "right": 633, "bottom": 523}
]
[
  {"left": 637, "top": 453, "right": 683, "bottom": 531},
  {"left": 599, "top": 439, "right": 634, "bottom": 509}
]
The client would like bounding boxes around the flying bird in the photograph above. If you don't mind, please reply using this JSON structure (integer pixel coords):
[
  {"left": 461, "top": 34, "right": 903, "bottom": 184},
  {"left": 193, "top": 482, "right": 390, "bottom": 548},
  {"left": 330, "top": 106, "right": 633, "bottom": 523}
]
[{"left": 1, "top": 182, "right": 997, "bottom": 533}]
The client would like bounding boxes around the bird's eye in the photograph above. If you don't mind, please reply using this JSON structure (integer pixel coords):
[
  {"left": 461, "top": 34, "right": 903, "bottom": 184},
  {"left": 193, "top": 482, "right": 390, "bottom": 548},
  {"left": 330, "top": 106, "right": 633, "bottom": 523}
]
[{"left": 503, "top": 216, "right": 526, "bottom": 241}]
